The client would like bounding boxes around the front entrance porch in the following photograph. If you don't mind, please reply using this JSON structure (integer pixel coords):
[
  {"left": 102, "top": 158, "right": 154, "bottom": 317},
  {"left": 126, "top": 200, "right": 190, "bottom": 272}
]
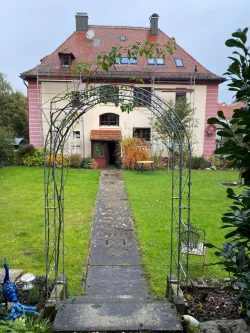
[{"left": 90, "top": 129, "right": 122, "bottom": 169}]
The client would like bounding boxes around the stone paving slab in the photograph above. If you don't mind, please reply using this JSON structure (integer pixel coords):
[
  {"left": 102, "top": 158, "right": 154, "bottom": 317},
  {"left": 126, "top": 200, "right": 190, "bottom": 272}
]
[
  {"left": 0, "top": 269, "right": 23, "bottom": 284},
  {"left": 90, "top": 228, "right": 141, "bottom": 265},
  {"left": 86, "top": 266, "right": 148, "bottom": 297},
  {"left": 53, "top": 300, "right": 183, "bottom": 332}
]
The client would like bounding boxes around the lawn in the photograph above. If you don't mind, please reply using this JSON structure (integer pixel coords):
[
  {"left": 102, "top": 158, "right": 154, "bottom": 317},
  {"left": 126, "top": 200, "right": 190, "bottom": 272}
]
[
  {"left": 0, "top": 167, "right": 240, "bottom": 297},
  {"left": 0, "top": 166, "right": 100, "bottom": 295},
  {"left": 122, "top": 169, "right": 239, "bottom": 294}
]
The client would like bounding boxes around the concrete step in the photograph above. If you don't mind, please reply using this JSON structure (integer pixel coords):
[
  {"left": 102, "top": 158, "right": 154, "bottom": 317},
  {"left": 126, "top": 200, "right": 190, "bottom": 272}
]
[{"left": 53, "top": 298, "right": 183, "bottom": 332}]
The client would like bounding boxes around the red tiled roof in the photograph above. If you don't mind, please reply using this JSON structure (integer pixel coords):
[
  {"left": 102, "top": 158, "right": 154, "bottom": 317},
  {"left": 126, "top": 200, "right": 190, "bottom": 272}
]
[
  {"left": 90, "top": 129, "right": 122, "bottom": 141},
  {"left": 21, "top": 25, "right": 224, "bottom": 82},
  {"left": 218, "top": 101, "right": 247, "bottom": 118}
]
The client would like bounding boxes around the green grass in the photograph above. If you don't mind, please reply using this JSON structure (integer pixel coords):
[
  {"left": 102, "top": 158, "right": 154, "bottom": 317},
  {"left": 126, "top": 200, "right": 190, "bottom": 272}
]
[
  {"left": 0, "top": 166, "right": 240, "bottom": 296},
  {"left": 0, "top": 166, "right": 100, "bottom": 295},
  {"left": 122, "top": 169, "right": 239, "bottom": 294}
]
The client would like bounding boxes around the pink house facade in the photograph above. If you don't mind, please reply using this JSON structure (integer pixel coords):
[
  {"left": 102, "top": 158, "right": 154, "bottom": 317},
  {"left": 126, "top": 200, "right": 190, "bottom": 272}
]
[{"left": 21, "top": 13, "right": 224, "bottom": 162}]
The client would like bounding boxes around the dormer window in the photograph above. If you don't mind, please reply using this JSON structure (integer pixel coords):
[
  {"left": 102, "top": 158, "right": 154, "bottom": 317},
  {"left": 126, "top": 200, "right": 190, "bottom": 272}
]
[
  {"left": 58, "top": 51, "right": 75, "bottom": 67},
  {"left": 62, "top": 55, "right": 70, "bottom": 66},
  {"left": 147, "top": 57, "right": 165, "bottom": 66}
]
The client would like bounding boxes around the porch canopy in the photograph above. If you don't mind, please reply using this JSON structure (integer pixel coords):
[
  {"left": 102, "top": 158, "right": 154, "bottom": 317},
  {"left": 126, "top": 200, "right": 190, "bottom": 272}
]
[{"left": 90, "top": 130, "right": 122, "bottom": 141}]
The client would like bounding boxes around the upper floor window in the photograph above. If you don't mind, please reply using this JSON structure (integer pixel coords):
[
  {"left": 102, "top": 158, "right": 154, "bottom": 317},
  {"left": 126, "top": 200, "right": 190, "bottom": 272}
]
[
  {"left": 147, "top": 57, "right": 165, "bottom": 66},
  {"left": 115, "top": 57, "right": 137, "bottom": 65},
  {"left": 134, "top": 87, "right": 152, "bottom": 107},
  {"left": 99, "top": 85, "right": 119, "bottom": 104},
  {"left": 71, "top": 91, "right": 81, "bottom": 106},
  {"left": 175, "top": 58, "right": 184, "bottom": 67},
  {"left": 73, "top": 131, "right": 80, "bottom": 138},
  {"left": 176, "top": 91, "right": 186, "bottom": 101},
  {"left": 100, "top": 113, "right": 119, "bottom": 126}
]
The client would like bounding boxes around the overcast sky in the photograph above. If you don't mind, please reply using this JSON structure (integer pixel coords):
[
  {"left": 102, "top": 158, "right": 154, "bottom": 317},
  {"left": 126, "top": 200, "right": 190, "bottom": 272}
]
[{"left": 0, "top": 0, "right": 249, "bottom": 103}]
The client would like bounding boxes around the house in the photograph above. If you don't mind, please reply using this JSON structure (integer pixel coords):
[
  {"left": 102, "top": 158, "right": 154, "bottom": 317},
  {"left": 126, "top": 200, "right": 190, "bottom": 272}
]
[
  {"left": 215, "top": 101, "right": 247, "bottom": 148},
  {"left": 21, "top": 12, "right": 224, "bottom": 168},
  {"left": 218, "top": 101, "right": 247, "bottom": 119}
]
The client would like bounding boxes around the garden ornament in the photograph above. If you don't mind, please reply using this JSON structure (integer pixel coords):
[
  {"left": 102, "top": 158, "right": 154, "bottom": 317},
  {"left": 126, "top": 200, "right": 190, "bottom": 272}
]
[{"left": 2, "top": 259, "right": 39, "bottom": 320}]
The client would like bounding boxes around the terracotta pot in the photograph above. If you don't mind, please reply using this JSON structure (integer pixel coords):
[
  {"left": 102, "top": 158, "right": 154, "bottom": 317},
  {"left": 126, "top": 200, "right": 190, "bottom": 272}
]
[{"left": 88, "top": 162, "right": 97, "bottom": 169}]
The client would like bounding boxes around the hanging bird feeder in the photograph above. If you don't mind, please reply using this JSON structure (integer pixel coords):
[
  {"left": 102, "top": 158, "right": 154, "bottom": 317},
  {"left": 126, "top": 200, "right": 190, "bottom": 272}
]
[{"left": 21, "top": 273, "right": 36, "bottom": 290}]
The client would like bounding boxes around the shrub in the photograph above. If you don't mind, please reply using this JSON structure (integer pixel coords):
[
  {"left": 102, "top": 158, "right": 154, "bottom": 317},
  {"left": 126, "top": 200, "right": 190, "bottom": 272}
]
[
  {"left": 120, "top": 137, "right": 151, "bottom": 170},
  {"left": 16, "top": 144, "right": 35, "bottom": 158},
  {"left": 69, "top": 154, "right": 81, "bottom": 168},
  {"left": 23, "top": 148, "right": 44, "bottom": 166},
  {"left": 0, "top": 316, "right": 52, "bottom": 333},
  {"left": 80, "top": 157, "right": 93, "bottom": 169},
  {"left": 190, "top": 156, "right": 207, "bottom": 170},
  {"left": 14, "top": 144, "right": 36, "bottom": 165},
  {"left": 0, "top": 128, "right": 14, "bottom": 167},
  {"left": 0, "top": 303, "right": 7, "bottom": 320},
  {"left": 208, "top": 154, "right": 231, "bottom": 170},
  {"left": 206, "top": 27, "right": 250, "bottom": 318},
  {"left": 46, "top": 153, "right": 69, "bottom": 168},
  {"left": 151, "top": 149, "right": 164, "bottom": 169}
]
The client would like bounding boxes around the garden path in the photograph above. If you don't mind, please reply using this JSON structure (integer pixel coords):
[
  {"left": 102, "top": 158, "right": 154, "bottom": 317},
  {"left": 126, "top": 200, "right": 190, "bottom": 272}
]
[{"left": 53, "top": 170, "right": 182, "bottom": 332}]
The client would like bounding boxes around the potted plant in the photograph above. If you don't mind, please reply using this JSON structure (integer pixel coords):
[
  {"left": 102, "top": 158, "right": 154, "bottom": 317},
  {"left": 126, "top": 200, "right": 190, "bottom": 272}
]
[{"left": 88, "top": 159, "right": 98, "bottom": 169}]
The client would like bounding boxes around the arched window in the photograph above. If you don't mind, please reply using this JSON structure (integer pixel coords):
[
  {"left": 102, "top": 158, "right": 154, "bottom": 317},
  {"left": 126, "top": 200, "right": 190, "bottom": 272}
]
[{"left": 100, "top": 113, "right": 119, "bottom": 126}]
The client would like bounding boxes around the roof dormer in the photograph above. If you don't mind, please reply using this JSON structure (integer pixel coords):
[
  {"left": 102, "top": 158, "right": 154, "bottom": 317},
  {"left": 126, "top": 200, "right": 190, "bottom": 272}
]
[{"left": 58, "top": 48, "right": 75, "bottom": 67}]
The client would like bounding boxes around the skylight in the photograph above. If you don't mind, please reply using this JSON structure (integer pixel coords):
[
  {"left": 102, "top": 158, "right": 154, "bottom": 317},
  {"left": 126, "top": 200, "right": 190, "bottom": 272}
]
[
  {"left": 147, "top": 57, "right": 165, "bottom": 66},
  {"left": 115, "top": 57, "right": 137, "bottom": 65},
  {"left": 175, "top": 58, "right": 184, "bottom": 67}
]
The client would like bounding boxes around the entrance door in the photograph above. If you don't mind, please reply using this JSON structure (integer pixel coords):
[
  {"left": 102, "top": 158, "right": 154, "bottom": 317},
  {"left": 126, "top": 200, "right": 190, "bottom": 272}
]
[
  {"left": 108, "top": 141, "right": 117, "bottom": 167},
  {"left": 91, "top": 141, "right": 118, "bottom": 169}
]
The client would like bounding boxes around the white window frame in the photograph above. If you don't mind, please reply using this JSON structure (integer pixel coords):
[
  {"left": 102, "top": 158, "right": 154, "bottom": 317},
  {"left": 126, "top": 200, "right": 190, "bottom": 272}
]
[{"left": 147, "top": 57, "right": 165, "bottom": 66}]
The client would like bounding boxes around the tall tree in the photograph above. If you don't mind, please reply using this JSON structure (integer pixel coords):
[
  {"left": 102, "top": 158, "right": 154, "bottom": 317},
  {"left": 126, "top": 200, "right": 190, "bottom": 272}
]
[
  {"left": 153, "top": 97, "right": 198, "bottom": 148},
  {"left": 0, "top": 73, "right": 28, "bottom": 138}
]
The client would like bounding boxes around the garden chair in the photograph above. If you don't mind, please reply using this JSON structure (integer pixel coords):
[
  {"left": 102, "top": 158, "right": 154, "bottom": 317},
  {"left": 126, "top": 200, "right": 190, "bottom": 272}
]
[{"left": 179, "top": 224, "right": 206, "bottom": 272}]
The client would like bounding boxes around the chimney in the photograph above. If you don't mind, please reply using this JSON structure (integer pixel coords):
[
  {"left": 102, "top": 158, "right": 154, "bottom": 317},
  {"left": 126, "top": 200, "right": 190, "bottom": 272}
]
[
  {"left": 75, "top": 12, "right": 88, "bottom": 32},
  {"left": 150, "top": 13, "right": 159, "bottom": 36}
]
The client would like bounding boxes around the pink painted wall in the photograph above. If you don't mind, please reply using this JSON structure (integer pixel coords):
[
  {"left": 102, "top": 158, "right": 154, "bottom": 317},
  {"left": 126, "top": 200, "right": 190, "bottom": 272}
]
[
  {"left": 27, "top": 80, "right": 43, "bottom": 148},
  {"left": 203, "top": 83, "right": 219, "bottom": 158}
]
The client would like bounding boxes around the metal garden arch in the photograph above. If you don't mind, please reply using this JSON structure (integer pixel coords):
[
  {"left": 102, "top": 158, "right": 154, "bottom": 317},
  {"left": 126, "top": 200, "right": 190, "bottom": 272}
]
[{"left": 44, "top": 85, "right": 192, "bottom": 300}]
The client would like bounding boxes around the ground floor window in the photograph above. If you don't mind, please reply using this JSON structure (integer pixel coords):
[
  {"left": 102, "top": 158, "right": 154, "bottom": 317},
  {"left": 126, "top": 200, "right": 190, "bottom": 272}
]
[{"left": 133, "top": 128, "right": 151, "bottom": 141}]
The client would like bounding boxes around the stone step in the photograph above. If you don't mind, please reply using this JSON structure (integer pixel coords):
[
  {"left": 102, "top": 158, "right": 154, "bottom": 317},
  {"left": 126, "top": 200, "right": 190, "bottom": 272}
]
[{"left": 53, "top": 298, "right": 183, "bottom": 332}]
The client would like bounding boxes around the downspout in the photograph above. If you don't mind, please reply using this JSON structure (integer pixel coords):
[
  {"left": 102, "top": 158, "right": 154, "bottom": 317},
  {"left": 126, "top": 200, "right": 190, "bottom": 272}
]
[
  {"left": 22, "top": 79, "right": 28, "bottom": 89},
  {"left": 22, "top": 78, "right": 29, "bottom": 140}
]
